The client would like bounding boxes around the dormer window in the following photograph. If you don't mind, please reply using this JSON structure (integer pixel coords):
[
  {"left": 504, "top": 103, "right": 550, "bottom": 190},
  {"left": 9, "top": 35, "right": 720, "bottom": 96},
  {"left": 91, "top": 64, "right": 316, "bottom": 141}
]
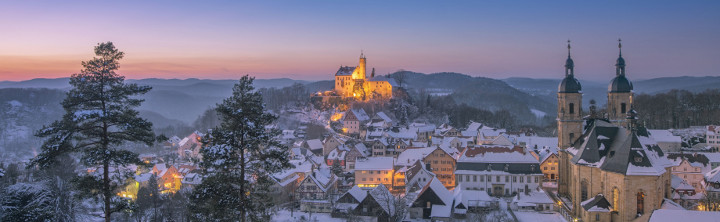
[{"left": 634, "top": 157, "right": 642, "bottom": 163}]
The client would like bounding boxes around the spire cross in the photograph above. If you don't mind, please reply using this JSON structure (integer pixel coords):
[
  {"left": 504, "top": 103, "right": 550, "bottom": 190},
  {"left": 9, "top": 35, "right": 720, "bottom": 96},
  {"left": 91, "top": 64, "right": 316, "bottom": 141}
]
[
  {"left": 618, "top": 38, "right": 622, "bottom": 56},
  {"left": 567, "top": 39, "right": 571, "bottom": 57}
]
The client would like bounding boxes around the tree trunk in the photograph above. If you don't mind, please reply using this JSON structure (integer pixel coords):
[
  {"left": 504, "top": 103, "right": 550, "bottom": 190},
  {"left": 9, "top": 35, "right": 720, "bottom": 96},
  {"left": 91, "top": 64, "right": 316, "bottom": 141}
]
[
  {"left": 240, "top": 145, "right": 246, "bottom": 222},
  {"left": 104, "top": 161, "right": 111, "bottom": 222}
]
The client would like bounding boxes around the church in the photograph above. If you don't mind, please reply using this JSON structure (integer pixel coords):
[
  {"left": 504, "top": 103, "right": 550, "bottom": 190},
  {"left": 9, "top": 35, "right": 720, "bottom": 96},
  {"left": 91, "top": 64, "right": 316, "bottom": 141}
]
[
  {"left": 557, "top": 40, "right": 674, "bottom": 222},
  {"left": 334, "top": 53, "right": 397, "bottom": 101}
]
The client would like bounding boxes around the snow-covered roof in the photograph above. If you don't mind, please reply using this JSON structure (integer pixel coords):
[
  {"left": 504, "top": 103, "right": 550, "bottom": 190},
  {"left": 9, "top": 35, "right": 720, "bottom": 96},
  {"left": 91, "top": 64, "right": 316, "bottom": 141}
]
[
  {"left": 396, "top": 147, "right": 436, "bottom": 166},
  {"left": 454, "top": 184, "right": 493, "bottom": 209},
  {"left": 421, "top": 177, "right": 453, "bottom": 206},
  {"left": 327, "top": 148, "right": 347, "bottom": 160},
  {"left": 568, "top": 120, "right": 672, "bottom": 176},
  {"left": 305, "top": 139, "right": 323, "bottom": 150},
  {"left": 649, "top": 209, "right": 720, "bottom": 222},
  {"left": 336, "top": 66, "right": 356, "bottom": 76},
  {"left": 458, "top": 145, "right": 538, "bottom": 164},
  {"left": 376, "top": 112, "right": 392, "bottom": 123},
  {"left": 135, "top": 173, "right": 152, "bottom": 182},
  {"left": 355, "top": 157, "right": 394, "bottom": 170},
  {"left": 386, "top": 127, "right": 418, "bottom": 140},
  {"left": 354, "top": 143, "right": 369, "bottom": 156},
  {"left": 580, "top": 194, "right": 612, "bottom": 212},
  {"left": 660, "top": 198, "right": 686, "bottom": 210},
  {"left": 648, "top": 129, "right": 682, "bottom": 143},
  {"left": 344, "top": 185, "right": 368, "bottom": 202},
  {"left": 349, "top": 108, "right": 370, "bottom": 122},
  {"left": 367, "top": 75, "right": 399, "bottom": 87},
  {"left": 513, "top": 190, "right": 554, "bottom": 206},
  {"left": 430, "top": 204, "right": 451, "bottom": 218},
  {"left": 465, "top": 121, "right": 483, "bottom": 133},
  {"left": 705, "top": 167, "right": 720, "bottom": 183}
]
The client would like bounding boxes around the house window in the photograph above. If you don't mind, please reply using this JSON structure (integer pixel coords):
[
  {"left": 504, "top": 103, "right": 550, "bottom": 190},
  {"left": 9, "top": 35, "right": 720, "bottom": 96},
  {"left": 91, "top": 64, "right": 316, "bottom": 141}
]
[
  {"left": 535, "top": 176, "right": 539, "bottom": 183},
  {"left": 505, "top": 176, "right": 509, "bottom": 182},
  {"left": 513, "top": 176, "right": 517, "bottom": 183},
  {"left": 474, "top": 175, "right": 478, "bottom": 182},
  {"left": 466, "top": 175, "right": 470, "bottom": 182},
  {"left": 596, "top": 214, "right": 600, "bottom": 221},
  {"left": 520, "top": 176, "right": 524, "bottom": 183}
]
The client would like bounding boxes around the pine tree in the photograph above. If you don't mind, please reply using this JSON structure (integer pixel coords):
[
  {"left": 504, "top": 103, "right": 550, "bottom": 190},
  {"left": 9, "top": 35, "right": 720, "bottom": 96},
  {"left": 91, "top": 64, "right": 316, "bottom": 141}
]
[
  {"left": 30, "top": 42, "right": 155, "bottom": 222},
  {"left": 190, "top": 75, "right": 290, "bottom": 222}
]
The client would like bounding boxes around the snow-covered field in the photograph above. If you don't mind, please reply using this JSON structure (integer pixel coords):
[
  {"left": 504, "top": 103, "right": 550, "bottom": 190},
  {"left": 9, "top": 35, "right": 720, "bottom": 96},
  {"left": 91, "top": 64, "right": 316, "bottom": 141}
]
[{"left": 515, "top": 211, "right": 567, "bottom": 222}]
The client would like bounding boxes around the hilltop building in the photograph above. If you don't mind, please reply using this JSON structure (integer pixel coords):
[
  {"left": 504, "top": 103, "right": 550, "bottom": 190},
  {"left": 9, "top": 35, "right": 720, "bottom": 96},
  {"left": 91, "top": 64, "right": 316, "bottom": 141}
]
[{"left": 334, "top": 52, "right": 397, "bottom": 101}]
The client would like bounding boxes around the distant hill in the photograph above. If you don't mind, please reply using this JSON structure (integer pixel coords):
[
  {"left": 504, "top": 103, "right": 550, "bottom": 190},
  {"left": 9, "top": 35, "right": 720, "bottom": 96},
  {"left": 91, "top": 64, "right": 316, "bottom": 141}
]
[
  {"left": 389, "top": 71, "right": 557, "bottom": 124},
  {"left": 502, "top": 76, "right": 720, "bottom": 107},
  {"left": 0, "top": 77, "right": 309, "bottom": 123}
]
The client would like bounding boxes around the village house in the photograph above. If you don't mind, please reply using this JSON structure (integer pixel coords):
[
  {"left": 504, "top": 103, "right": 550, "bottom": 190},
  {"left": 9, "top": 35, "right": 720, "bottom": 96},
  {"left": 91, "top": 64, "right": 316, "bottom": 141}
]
[
  {"left": 407, "top": 177, "right": 454, "bottom": 221},
  {"left": 342, "top": 108, "right": 369, "bottom": 134},
  {"left": 296, "top": 168, "right": 338, "bottom": 213},
  {"left": 302, "top": 139, "right": 324, "bottom": 156},
  {"left": 451, "top": 183, "right": 496, "bottom": 218},
  {"left": 668, "top": 153, "right": 710, "bottom": 192},
  {"left": 702, "top": 167, "right": 720, "bottom": 211},
  {"left": 707, "top": 125, "right": 720, "bottom": 151},
  {"left": 177, "top": 131, "right": 204, "bottom": 159},
  {"left": 424, "top": 147, "right": 457, "bottom": 188},
  {"left": 354, "top": 157, "right": 394, "bottom": 189},
  {"left": 344, "top": 142, "right": 369, "bottom": 171},
  {"left": 454, "top": 145, "right": 542, "bottom": 196}
]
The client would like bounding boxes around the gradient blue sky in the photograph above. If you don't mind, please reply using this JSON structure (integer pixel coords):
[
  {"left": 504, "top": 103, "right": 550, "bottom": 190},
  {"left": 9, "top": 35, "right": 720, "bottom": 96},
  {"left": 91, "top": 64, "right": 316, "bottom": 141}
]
[{"left": 0, "top": 0, "right": 718, "bottom": 81}]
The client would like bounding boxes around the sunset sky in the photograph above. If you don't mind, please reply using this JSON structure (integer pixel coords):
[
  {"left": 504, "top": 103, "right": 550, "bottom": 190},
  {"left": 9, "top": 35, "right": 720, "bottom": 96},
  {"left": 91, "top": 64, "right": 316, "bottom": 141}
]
[{"left": 0, "top": 0, "right": 718, "bottom": 81}]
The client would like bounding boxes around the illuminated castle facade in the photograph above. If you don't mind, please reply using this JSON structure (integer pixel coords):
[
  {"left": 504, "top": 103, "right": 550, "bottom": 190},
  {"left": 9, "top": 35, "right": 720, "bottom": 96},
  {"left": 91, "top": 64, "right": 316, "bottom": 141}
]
[{"left": 334, "top": 53, "right": 397, "bottom": 101}]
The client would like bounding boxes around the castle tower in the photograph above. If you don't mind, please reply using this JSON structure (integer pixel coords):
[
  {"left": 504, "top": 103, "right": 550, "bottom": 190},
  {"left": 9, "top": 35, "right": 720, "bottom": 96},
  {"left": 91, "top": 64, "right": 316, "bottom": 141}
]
[
  {"left": 557, "top": 40, "right": 583, "bottom": 196},
  {"left": 607, "top": 39, "right": 634, "bottom": 126},
  {"left": 353, "top": 51, "right": 367, "bottom": 80}
]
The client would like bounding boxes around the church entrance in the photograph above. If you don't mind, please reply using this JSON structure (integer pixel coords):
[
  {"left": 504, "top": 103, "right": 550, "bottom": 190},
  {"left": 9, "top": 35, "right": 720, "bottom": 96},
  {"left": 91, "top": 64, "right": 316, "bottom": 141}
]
[{"left": 492, "top": 184, "right": 504, "bottom": 196}]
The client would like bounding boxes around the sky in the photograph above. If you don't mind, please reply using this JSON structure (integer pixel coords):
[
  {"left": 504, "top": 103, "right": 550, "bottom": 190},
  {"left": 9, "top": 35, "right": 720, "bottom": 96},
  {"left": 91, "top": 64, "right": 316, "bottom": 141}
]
[{"left": 0, "top": 0, "right": 718, "bottom": 81}]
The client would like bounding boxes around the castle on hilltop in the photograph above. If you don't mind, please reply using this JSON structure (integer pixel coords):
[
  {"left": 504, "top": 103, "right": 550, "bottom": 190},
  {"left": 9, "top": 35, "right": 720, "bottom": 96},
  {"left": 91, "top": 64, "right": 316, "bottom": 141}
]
[{"left": 334, "top": 53, "right": 397, "bottom": 101}]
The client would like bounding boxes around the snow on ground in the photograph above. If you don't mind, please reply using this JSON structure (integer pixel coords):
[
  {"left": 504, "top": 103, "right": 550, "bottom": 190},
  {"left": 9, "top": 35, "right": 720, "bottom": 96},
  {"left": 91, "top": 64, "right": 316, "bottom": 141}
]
[
  {"left": 530, "top": 108, "right": 547, "bottom": 118},
  {"left": 272, "top": 210, "right": 345, "bottom": 222},
  {"left": 515, "top": 211, "right": 567, "bottom": 222}
]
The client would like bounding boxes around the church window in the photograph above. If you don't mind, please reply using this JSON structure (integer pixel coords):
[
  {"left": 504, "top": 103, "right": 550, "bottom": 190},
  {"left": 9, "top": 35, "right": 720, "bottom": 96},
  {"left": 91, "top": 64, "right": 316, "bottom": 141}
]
[
  {"left": 569, "top": 133, "right": 575, "bottom": 144},
  {"left": 637, "top": 191, "right": 645, "bottom": 215},
  {"left": 569, "top": 103, "right": 575, "bottom": 114},
  {"left": 612, "top": 188, "right": 619, "bottom": 212},
  {"left": 596, "top": 214, "right": 600, "bottom": 221},
  {"left": 621, "top": 103, "right": 627, "bottom": 114},
  {"left": 581, "top": 180, "right": 589, "bottom": 201}
]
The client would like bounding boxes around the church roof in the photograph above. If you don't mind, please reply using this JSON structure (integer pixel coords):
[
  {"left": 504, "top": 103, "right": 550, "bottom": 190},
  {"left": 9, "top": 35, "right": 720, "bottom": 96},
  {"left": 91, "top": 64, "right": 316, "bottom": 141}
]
[
  {"left": 558, "top": 75, "right": 582, "bottom": 93},
  {"left": 567, "top": 119, "right": 672, "bottom": 176},
  {"left": 336, "top": 66, "right": 356, "bottom": 76},
  {"left": 609, "top": 74, "right": 633, "bottom": 92}
]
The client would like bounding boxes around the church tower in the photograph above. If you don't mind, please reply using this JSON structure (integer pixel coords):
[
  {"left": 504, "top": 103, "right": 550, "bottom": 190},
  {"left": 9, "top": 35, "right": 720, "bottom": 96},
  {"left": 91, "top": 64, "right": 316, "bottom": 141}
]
[
  {"left": 557, "top": 40, "right": 583, "bottom": 196},
  {"left": 607, "top": 39, "right": 634, "bottom": 126}
]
